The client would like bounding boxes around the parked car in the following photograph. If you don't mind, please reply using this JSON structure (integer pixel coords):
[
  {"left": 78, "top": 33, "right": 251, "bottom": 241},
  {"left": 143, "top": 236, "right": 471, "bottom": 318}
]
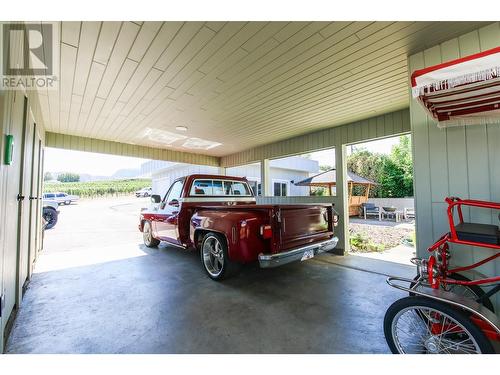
[
  {"left": 139, "top": 174, "right": 338, "bottom": 280},
  {"left": 135, "top": 187, "right": 153, "bottom": 197},
  {"left": 43, "top": 192, "right": 79, "bottom": 205},
  {"left": 42, "top": 199, "right": 59, "bottom": 229}
]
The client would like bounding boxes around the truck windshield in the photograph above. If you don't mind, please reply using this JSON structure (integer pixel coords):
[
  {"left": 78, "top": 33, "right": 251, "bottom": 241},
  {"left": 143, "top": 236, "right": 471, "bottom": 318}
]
[{"left": 190, "top": 179, "right": 252, "bottom": 197}]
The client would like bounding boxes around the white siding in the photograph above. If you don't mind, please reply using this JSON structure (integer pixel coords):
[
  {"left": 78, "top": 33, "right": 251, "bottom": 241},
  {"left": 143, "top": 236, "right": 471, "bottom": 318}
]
[
  {"left": 151, "top": 161, "right": 314, "bottom": 197},
  {"left": 221, "top": 109, "right": 410, "bottom": 167},
  {"left": 0, "top": 23, "right": 48, "bottom": 352},
  {"left": 46, "top": 132, "right": 220, "bottom": 166},
  {"left": 151, "top": 164, "right": 219, "bottom": 196},
  {"left": 410, "top": 22, "right": 500, "bottom": 310}
]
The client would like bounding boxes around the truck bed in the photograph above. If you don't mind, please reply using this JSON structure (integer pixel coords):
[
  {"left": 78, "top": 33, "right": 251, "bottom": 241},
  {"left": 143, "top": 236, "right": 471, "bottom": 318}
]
[{"left": 194, "top": 203, "right": 335, "bottom": 254}]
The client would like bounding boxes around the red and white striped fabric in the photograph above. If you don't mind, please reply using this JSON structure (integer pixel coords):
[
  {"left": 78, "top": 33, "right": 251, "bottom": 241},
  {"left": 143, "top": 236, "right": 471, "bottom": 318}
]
[{"left": 411, "top": 46, "right": 500, "bottom": 128}]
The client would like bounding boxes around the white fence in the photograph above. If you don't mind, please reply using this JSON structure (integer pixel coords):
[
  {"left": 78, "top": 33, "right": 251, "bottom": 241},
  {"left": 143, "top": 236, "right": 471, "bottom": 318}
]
[{"left": 367, "top": 197, "right": 414, "bottom": 211}]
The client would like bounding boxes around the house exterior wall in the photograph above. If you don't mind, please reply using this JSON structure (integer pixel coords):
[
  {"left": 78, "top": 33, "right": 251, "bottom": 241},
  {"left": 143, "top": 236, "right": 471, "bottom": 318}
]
[
  {"left": 409, "top": 22, "right": 500, "bottom": 310},
  {"left": 227, "top": 157, "right": 319, "bottom": 196},
  {"left": 152, "top": 163, "right": 220, "bottom": 196},
  {"left": 0, "top": 27, "right": 48, "bottom": 352}
]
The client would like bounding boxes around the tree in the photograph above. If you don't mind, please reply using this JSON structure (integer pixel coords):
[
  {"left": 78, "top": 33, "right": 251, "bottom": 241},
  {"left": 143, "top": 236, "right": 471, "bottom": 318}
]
[
  {"left": 377, "top": 136, "right": 413, "bottom": 197},
  {"left": 57, "top": 172, "right": 80, "bottom": 183},
  {"left": 44, "top": 172, "right": 53, "bottom": 181},
  {"left": 346, "top": 136, "right": 413, "bottom": 198},
  {"left": 347, "top": 150, "right": 388, "bottom": 197},
  {"left": 389, "top": 135, "right": 413, "bottom": 197}
]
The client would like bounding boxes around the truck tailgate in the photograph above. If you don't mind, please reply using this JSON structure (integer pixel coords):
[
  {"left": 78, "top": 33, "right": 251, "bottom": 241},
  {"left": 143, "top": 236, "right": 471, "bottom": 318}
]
[{"left": 277, "top": 205, "right": 333, "bottom": 252}]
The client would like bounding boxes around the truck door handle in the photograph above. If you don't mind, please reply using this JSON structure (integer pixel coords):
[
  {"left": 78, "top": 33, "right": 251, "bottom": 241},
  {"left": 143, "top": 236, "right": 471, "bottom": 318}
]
[
  {"left": 17, "top": 194, "right": 25, "bottom": 201},
  {"left": 29, "top": 196, "right": 37, "bottom": 200}
]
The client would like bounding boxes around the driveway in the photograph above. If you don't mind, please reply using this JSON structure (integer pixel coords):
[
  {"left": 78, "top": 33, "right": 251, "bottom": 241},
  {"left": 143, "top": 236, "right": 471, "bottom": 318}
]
[{"left": 6, "top": 196, "right": 412, "bottom": 353}]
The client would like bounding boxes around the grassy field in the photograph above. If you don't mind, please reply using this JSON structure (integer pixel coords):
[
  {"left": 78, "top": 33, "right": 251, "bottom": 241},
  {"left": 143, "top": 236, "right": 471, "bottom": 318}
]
[{"left": 44, "top": 178, "right": 151, "bottom": 198}]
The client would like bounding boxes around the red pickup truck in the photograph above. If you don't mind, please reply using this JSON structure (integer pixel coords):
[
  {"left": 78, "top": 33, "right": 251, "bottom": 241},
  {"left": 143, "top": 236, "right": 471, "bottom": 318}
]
[{"left": 139, "top": 174, "right": 338, "bottom": 280}]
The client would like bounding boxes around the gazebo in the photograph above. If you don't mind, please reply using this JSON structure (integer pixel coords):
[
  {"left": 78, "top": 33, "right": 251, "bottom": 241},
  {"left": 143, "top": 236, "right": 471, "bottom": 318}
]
[{"left": 294, "top": 169, "right": 377, "bottom": 216}]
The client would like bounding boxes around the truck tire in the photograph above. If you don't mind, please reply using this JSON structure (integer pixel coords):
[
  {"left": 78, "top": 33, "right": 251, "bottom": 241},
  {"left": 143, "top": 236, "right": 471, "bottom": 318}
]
[
  {"left": 143, "top": 221, "right": 160, "bottom": 248},
  {"left": 200, "top": 232, "right": 240, "bottom": 281},
  {"left": 42, "top": 207, "right": 58, "bottom": 229}
]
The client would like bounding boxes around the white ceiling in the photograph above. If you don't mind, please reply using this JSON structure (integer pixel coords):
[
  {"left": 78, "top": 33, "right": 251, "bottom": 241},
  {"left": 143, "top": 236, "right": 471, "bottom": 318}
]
[{"left": 37, "top": 21, "right": 490, "bottom": 156}]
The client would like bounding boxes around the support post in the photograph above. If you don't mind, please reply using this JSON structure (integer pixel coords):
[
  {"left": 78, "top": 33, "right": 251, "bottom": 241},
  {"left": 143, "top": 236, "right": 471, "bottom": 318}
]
[
  {"left": 260, "top": 159, "right": 271, "bottom": 196},
  {"left": 333, "top": 145, "right": 349, "bottom": 255}
]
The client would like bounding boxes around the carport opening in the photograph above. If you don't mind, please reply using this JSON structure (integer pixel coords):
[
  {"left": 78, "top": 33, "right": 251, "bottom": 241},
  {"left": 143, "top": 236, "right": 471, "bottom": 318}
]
[
  {"left": 266, "top": 148, "right": 337, "bottom": 198},
  {"left": 345, "top": 135, "right": 416, "bottom": 266},
  {"left": 40, "top": 148, "right": 155, "bottom": 272}
]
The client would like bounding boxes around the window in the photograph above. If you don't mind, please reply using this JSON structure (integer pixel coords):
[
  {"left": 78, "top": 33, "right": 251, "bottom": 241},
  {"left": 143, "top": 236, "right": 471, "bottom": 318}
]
[
  {"left": 44, "top": 193, "right": 55, "bottom": 199},
  {"left": 247, "top": 179, "right": 262, "bottom": 197},
  {"left": 56, "top": 193, "right": 66, "bottom": 197},
  {"left": 190, "top": 179, "right": 252, "bottom": 197},
  {"left": 212, "top": 180, "right": 224, "bottom": 195},
  {"left": 273, "top": 181, "right": 288, "bottom": 197},
  {"left": 190, "top": 180, "right": 213, "bottom": 195},
  {"left": 165, "top": 180, "right": 184, "bottom": 202},
  {"left": 225, "top": 181, "right": 251, "bottom": 196}
]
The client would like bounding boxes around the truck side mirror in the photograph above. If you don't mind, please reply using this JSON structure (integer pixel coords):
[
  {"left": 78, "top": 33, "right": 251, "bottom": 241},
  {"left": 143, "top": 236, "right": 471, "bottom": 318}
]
[
  {"left": 151, "top": 194, "right": 161, "bottom": 204},
  {"left": 168, "top": 199, "right": 179, "bottom": 207}
]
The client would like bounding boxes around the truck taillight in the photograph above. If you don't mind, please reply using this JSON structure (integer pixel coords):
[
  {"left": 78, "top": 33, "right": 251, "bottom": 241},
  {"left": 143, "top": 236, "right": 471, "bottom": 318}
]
[{"left": 260, "top": 224, "right": 272, "bottom": 239}]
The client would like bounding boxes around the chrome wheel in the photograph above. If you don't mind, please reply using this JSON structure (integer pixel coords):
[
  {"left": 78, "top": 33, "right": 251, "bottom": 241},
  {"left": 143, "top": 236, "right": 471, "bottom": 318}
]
[
  {"left": 202, "top": 235, "right": 224, "bottom": 278},
  {"left": 391, "top": 305, "right": 481, "bottom": 354},
  {"left": 143, "top": 222, "right": 153, "bottom": 245}
]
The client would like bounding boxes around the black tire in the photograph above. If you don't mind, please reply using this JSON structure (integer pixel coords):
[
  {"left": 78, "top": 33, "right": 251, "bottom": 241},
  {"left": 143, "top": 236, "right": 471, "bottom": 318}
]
[
  {"left": 200, "top": 232, "right": 240, "bottom": 281},
  {"left": 384, "top": 296, "right": 495, "bottom": 354},
  {"left": 42, "top": 207, "right": 58, "bottom": 229},
  {"left": 143, "top": 221, "right": 160, "bottom": 248},
  {"left": 410, "top": 273, "right": 494, "bottom": 313},
  {"left": 65, "top": 200, "right": 71, "bottom": 205}
]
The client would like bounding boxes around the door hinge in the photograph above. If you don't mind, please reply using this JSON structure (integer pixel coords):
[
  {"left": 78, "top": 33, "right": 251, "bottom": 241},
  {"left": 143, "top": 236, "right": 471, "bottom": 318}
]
[{"left": 0, "top": 293, "right": 4, "bottom": 318}]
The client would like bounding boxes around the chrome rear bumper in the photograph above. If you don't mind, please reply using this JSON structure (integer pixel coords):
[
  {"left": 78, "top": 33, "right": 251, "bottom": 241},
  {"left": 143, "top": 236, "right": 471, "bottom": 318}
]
[{"left": 258, "top": 237, "right": 339, "bottom": 268}]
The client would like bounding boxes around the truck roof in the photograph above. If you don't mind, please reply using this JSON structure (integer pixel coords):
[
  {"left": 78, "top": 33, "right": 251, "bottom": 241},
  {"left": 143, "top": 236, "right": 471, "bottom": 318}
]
[{"left": 184, "top": 174, "right": 249, "bottom": 182}]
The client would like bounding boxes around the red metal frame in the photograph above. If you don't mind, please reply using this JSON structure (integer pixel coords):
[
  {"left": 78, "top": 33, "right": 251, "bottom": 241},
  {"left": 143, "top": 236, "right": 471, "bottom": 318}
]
[{"left": 425, "top": 197, "right": 500, "bottom": 341}]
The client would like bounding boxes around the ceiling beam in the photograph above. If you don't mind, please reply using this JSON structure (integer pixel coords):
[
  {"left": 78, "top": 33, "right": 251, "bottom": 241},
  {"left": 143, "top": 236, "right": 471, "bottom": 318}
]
[{"left": 44, "top": 132, "right": 220, "bottom": 166}]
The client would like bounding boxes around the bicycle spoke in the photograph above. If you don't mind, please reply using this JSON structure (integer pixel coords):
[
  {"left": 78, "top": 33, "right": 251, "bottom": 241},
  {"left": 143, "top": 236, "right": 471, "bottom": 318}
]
[{"left": 391, "top": 304, "right": 481, "bottom": 354}]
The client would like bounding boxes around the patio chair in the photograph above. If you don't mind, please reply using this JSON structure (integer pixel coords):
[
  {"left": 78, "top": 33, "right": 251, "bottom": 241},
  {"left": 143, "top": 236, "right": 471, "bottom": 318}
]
[
  {"left": 404, "top": 207, "right": 415, "bottom": 219},
  {"left": 361, "top": 203, "right": 381, "bottom": 221}
]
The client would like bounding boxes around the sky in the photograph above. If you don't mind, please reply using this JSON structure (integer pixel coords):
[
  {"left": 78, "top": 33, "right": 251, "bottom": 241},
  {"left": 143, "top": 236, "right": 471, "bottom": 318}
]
[{"left": 45, "top": 136, "right": 403, "bottom": 177}]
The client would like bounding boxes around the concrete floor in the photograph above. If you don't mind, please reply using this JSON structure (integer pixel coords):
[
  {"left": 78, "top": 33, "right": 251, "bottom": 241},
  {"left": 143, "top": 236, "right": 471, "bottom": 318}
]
[{"left": 6, "top": 196, "right": 415, "bottom": 354}]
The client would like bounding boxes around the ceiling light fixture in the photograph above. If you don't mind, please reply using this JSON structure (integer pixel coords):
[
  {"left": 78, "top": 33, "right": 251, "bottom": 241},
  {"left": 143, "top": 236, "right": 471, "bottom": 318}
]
[{"left": 175, "top": 126, "right": 188, "bottom": 132}]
